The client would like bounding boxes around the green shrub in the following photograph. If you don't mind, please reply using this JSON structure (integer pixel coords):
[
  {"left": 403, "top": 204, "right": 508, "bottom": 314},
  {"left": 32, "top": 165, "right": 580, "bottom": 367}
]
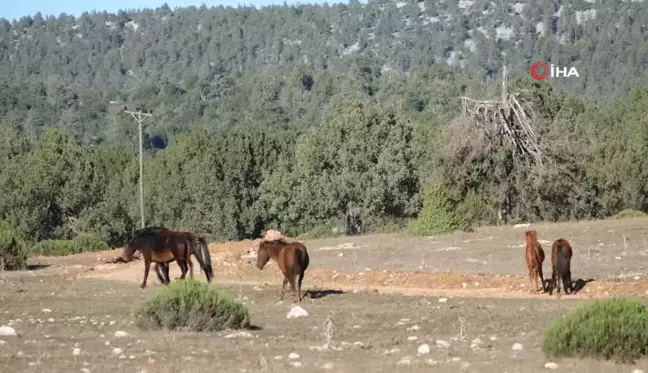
[
  {"left": 407, "top": 183, "right": 468, "bottom": 236},
  {"left": 613, "top": 209, "right": 647, "bottom": 219},
  {"left": 31, "top": 233, "right": 109, "bottom": 256},
  {"left": 135, "top": 279, "right": 251, "bottom": 332},
  {"left": 72, "top": 233, "right": 109, "bottom": 252},
  {"left": 542, "top": 298, "right": 648, "bottom": 363},
  {"left": 0, "top": 221, "right": 28, "bottom": 270}
]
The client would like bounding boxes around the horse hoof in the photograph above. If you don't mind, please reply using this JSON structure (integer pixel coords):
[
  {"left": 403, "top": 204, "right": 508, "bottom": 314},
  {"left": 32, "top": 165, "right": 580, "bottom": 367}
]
[{"left": 140, "top": 285, "right": 146, "bottom": 289}]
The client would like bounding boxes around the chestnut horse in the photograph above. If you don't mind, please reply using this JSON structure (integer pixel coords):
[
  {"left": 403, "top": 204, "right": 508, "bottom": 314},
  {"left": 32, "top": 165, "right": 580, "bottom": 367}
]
[
  {"left": 256, "top": 238, "right": 310, "bottom": 302},
  {"left": 524, "top": 230, "right": 545, "bottom": 293},
  {"left": 115, "top": 227, "right": 213, "bottom": 288},
  {"left": 549, "top": 238, "right": 573, "bottom": 296}
]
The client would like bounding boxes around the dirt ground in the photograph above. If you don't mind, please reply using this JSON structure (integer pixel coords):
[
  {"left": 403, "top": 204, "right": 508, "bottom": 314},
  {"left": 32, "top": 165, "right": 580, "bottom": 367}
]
[{"left": 2, "top": 217, "right": 648, "bottom": 372}]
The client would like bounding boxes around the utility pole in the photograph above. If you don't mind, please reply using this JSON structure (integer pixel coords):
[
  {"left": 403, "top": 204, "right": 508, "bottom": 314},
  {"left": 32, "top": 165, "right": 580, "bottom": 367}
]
[{"left": 124, "top": 107, "right": 152, "bottom": 229}]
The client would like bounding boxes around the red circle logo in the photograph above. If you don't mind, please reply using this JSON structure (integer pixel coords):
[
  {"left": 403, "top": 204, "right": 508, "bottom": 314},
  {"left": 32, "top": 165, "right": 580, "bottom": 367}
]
[{"left": 530, "top": 61, "right": 549, "bottom": 80}]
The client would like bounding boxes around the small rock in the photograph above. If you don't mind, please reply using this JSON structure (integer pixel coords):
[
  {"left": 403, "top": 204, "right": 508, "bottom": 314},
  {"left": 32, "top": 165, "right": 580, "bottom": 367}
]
[
  {"left": 289, "top": 362, "right": 302, "bottom": 367},
  {"left": 274, "top": 356, "right": 282, "bottom": 360},
  {"left": 224, "top": 331, "right": 253, "bottom": 338},
  {"left": 112, "top": 348, "right": 123, "bottom": 355},
  {"left": 288, "top": 353, "right": 300, "bottom": 360},
  {"left": 322, "top": 362, "right": 334, "bottom": 370},
  {"left": 109, "top": 321, "right": 116, "bottom": 326},
  {"left": 425, "top": 359, "right": 439, "bottom": 366},
  {"left": 436, "top": 340, "right": 450, "bottom": 348},
  {"left": 17, "top": 351, "right": 24, "bottom": 357},
  {"left": 406, "top": 325, "right": 420, "bottom": 331},
  {"left": 105, "top": 341, "right": 111, "bottom": 346},
  {"left": 73, "top": 348, "right": 81, "bottom": 356},
  {"left": 114, "top": 331, "right": 128, "bottom": 338},
  {"left": 42, "top": 308, "right": 52, "bottom": 313},
  {"left": 544, "top": 362, "right": 558, "bottom": 370},
  {"left": 472, "top": 337, "right": 482, "bottom": 344},
  {"left": 451, "top": 357, "right": 461, "bottom": 362},
  {"left": 438, "top": 298, "right": 448, "bottom": 303},
  {"left": 632, "top": 370, "right": 645, "bottom": 373},
  {"left": 490, "top": 336, "right": 498, "bottom": 341},
  {"left": 396, "top": 358, "right": 411, "bottom": 366},
  {"left": 0, "top": 325, "right": 17, "bottom": 336},
  {"left": 407, "top": 336, "right": 418, "bottom": 341},
  {"left": 512, "top": 343, "right": 523, "bottom": 351},
  {"left": 417, "top": 344, "right": 431, "bottom": 354},
  {"left": 81, "top": 369, "right": 91, "bottom": 373},
  {"left": 287, "top": 306, "right": 309, "bottom": 319}
]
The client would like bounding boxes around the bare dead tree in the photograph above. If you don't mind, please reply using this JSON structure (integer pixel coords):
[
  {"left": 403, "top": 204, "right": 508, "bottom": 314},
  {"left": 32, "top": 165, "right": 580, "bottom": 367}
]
[{"left": 456, "top": 66, "right": 547, "bottom": 168}]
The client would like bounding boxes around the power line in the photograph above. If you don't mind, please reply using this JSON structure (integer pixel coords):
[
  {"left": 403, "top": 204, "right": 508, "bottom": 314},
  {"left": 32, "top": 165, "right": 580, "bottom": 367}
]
[{"left": 124, "top": 107, "right": 152, "bottom": 229}]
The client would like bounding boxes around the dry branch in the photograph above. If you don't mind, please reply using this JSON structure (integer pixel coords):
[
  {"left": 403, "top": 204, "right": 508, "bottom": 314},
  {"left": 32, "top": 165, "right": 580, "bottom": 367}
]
[{"left": 456, "top": 66, "right": 546, "bottom": 167}]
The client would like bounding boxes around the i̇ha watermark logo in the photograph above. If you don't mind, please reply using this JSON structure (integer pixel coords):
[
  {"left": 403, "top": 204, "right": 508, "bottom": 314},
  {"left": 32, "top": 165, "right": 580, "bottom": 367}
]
[{"left": 529, "top": 61, "right": 579, "bottom": 80}]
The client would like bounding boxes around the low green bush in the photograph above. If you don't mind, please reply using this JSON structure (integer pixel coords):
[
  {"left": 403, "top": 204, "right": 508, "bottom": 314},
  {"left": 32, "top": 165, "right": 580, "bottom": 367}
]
[
  {"left": 31, "top": 233, "right": 109, "bottom": 256},
  {"left": 542, "top": 298, "right": 648, "bottom": 363},
  {"left": 135, "top": 279, "right": 251, "bottom": 332},
  {"left": 613, "top": 209, "right": 647, "bottom": 219},
  {"left": 0, "top": 220, "right": 28, "bottom": 270},
  {"left": 407, "top": 183, "right": 468, "bottom": 236}
]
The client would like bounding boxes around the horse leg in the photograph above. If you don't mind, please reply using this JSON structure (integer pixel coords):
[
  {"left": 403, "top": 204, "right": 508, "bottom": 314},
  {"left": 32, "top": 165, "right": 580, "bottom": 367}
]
[
  {"left": 549, "top": 266, "right": 556, "bottom": 296},
  {"left": 177, "top": 259, "right": 189, "bottom": 280},
  {"left": 161, "top": 263, "right": 171, "bottom": 285},
  {"left": 141, "top": 258, "right": 152, "bottom": 289},
  {"left": 287, "top": 271, "right": 298, "bottom": 301},
  {"left": 297, "top": 270, "right": 305, "bottom": 302},
  {"left": 538, "top": 265, "right": 545, "bottom": 293},
  {"left": 188, "top": 258, "right": 194, "bottom": 278},
  {"left": 280, "top": 277, "right": 288, "bottom": 301},
  {"left": 528, "top": 267, "right": 535, "bottom": 293},
  {"left": 154, "top": 263, "right": 166, "bottom": 285}
]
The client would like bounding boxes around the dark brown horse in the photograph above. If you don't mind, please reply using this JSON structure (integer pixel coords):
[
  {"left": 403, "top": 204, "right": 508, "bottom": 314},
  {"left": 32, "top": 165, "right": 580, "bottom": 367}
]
[
  {"left": 256, "top": 238, "right": 310, "bottom": 302},
  {"left": 115, "top": 227, "right": 213, "bottom": 288},
  {"left": 524, "top": 230, "right": 545, "bottom": 293},
  {"left": 550, "top": 238, "right": 573, "bottom": 296}
]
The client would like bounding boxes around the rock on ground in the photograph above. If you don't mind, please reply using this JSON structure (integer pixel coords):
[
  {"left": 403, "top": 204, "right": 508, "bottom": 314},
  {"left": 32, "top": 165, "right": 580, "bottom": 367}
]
[
  {"left": 544, "top": 362, "right": 558, "bottom": 370},
  {"left": 0, "top": 325, "right": 17, "bottom": 336},
  {"left": 287, "top": 306, "right": 309, "bottom": 319}
]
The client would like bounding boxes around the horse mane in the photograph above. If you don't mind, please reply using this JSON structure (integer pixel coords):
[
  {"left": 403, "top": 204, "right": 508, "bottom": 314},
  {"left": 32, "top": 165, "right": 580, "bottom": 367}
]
[{"left": 525, "top": 230, "right": 538, "bottom": 245}]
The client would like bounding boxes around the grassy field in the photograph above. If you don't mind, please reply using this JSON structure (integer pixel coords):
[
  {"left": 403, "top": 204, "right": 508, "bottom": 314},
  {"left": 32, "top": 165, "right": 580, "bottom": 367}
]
[{"left": 2, "top": 218, "right": 648, "bottom": 372}]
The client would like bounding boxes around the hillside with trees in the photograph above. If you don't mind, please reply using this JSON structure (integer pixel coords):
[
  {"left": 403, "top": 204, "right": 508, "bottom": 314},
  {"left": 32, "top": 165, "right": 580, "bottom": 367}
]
[{"left": 1, "top": 0, "right": 648, "bottom": 264}]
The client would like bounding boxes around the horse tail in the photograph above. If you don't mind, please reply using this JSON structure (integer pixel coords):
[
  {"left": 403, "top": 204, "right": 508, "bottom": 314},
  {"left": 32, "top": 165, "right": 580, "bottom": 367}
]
[
  {"left": 555, "top": 246, "right": 567, "bottom": 277},
  {"left": 191, "top": 236, "right": 213, "bottom": 283},
  {"left": 294, "top": 245, "right": 309, "bottom": 273}
]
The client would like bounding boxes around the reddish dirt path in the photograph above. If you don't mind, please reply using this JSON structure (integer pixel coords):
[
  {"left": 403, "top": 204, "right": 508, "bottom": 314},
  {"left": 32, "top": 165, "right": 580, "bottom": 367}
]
[{"left": 27, "top": 236, "right": 648, "bottom": 300}]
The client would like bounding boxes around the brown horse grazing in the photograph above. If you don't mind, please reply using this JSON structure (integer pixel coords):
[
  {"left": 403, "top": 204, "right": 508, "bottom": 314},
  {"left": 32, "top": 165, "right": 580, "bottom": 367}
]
[
  {"left": 256, "top": 238, "right": 310, "bottom": 302},
  {"left": 115, "top": 227, "right": 213, "bottom": 288},
  {"left": 550, "top": 238, "right": 573, "bottom": 296},
  {"left": 524, "top": 230, "right": 545, "bottom": 293}
]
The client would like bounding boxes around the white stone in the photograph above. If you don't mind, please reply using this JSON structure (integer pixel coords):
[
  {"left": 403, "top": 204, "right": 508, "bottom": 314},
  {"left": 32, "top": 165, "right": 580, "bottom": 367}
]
[
  {"left": 512, "top": 343, "right": 523, "bottom": 351},
  {"left": 0, "top": 325, "right": 17, "bottom": 336},
  {"left": 114, "top": 331, "right": 128, "bottom": 338},
  {"left": 322, "top": 362, "right": 334, "bottom": 369},
  {"left": 407, "top": 336, "right": 418, "bottom": 341},
  {"left": 426, "top": 359, "right": 439, "bottom": 366},
  {"left": 436, "top": 339, "right": 450, "bottom": 348},
  {"left": 288, "top": 352, "right": 300, "bottom": 360},
  {"left": 438, "top": 298, "right": 448, "bottom": 303},
  {"left": 224, "top": 331, "right": 252, "bottom": 338},
  {"left": 42, "top": 308, "right": 52, "bottom": 313},
  {"left": 544, "top": 362, "right": 558, "bottom": 369},
  {"left": 396, "top": 358, "right": 411, "bottom": 366},
  {"left": 73, "top": 348, "right": 81, "bottom": 356},
  {"left": 417, "top": 344, "right": 431, "bottom": 354},
  {"left": 287, "top": 306, "right": 309, "bottom": 319},
  {"left": 112, "top": 347, "right": 123, "bottom": 355},
  {"left": 289, "top": 362, "right": 302, "bottom": 367}
]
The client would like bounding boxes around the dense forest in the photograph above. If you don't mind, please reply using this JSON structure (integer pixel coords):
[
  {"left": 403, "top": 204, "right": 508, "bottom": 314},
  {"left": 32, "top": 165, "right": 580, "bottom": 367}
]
[{"left": 1, "top": 0, "right": 648, "bottom": 266}]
